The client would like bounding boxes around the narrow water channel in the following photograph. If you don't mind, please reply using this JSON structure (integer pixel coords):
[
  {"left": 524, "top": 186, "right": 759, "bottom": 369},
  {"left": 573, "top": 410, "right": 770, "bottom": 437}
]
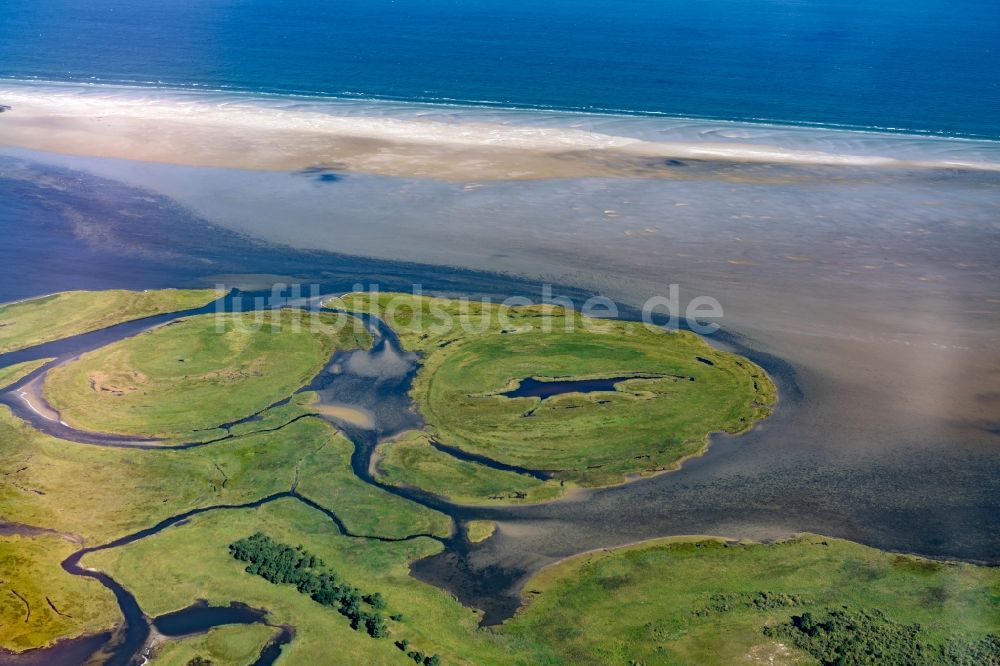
[
  {"left": 5, "top": 289, "right": 984, "bottom": 663},
  {"left": 0, "top": 293, "right": 550, "bottom": 663}
]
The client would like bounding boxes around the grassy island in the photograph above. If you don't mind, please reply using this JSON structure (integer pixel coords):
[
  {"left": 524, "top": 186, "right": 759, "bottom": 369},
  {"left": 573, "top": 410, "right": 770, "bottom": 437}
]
[
  {"left": 83, "top": 516, "right": 1000, "bottom": 665},
  {"left": 0, "top": 533, "right": 119, "bottom": 652},
  {"left": 466, "top": 520, "right": 497, "bottom": 543},
  {"left": 0, "top": 358, "right": 52, "bottom": 389},
  {"left": 147, "top": 623, "right": 277, "bottom": 666},
  {"left": 0, "top": 289, "right": 222, "bottom": 354},
  {"left": 375, "top": 431, "right": 563, "bottom": 505},
  {"left": 0, "top": 408, "right": 443, "bottom": 544},
  {"left": 340, "top": 292, "right": 775, "bottom": 489},
  {"left": 44, "top": 309, "right": 369, "bottom": 438},
  {"left": 0, "top": 406, "right": 452, "bottom": 655},
  {"left": 84, "top": 500, "right": 527, "bottom": 665},
  {"left": 503, "top": 534, "right": 1000, "bottom": 665}
]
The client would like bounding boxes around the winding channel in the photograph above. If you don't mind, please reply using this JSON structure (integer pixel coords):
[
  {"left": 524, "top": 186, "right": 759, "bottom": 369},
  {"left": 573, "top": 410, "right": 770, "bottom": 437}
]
[
  {"left": 0, "top": 288, "right": 914, "bottom": 663},
  {"left": 0, "top": 292, "right": 573, "bottom": 664}
]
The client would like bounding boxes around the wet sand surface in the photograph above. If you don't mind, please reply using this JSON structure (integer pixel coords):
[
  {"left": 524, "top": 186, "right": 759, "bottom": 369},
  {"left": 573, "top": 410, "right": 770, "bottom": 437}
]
[
  {"left": 310, "top": 403, "right": 376, "bottom": 430},
  {"left": 4, "top": 83, "right": 1000, "bottom": 180},
  {"left": 0, "top": 122, "right": 998, "bottom": 631}
]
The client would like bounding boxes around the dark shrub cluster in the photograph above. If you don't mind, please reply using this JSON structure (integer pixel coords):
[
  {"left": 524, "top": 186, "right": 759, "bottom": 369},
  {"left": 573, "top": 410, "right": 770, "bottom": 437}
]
[
  {"left": 764, "top": 607, "right": 999, "bottom": 665},
  {"left": 230, "top": 533, "right": 387, "bottom": 637},
  {"left": 693, "top": 591, "right": 806, "bottom": 616},
  {"left": 393, "top": 638, "right": 441, "bottom": 664},
  {"left": 229, "top": 533, "right": 442, "bottom": 662}
]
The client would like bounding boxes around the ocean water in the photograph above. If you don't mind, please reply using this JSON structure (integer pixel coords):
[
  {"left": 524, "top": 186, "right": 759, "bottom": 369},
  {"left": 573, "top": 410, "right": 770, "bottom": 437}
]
[{"left": 0, "top": 0, "right": 998, "bottom": 138}]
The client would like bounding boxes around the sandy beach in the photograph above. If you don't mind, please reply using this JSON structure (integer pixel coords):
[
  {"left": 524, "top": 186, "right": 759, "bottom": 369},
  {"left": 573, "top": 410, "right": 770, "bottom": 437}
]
[{"left": 3, "top": 83, "right": 1000, "bottom": 180}]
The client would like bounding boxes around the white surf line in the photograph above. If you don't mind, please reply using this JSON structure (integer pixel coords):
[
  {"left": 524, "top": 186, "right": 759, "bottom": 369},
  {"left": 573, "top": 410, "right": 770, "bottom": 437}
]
[
  {"left": 17, "top": 390, "right": 56, "bottom": 422},
  {"left": 4, "top": 85, "right": 1000, "bottom": 172}
]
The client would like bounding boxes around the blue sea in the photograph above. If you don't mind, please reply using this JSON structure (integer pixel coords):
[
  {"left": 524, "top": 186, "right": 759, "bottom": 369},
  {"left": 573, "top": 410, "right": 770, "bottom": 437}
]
[{"left": 1, "top": 0, "right": 998, "bottom": 138}]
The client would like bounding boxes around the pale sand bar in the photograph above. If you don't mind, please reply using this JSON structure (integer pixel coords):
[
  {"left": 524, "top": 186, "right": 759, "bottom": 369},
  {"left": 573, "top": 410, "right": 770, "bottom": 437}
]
[{"left": 2, "top": 84, "right": 998, "bottom": 180}]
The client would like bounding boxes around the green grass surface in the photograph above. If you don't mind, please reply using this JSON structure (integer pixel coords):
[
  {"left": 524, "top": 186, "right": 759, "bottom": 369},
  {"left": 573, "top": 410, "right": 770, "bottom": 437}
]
[
  {"left": 466, "top": 521, "right": 497, "bottom": 544},
  {"left": 502, "top": 534, "right": 1000, "bottom": 665},
  {"left": 0, "top": 289, "right": 221, "bottom": 354},
  {"left": 295, "top": 428, "right": 453, "bottom": 539},
  {"left": 0, "top": 408, "right": 440, "bottom": 545},
  {"left": 0, "top": 408, "right": 449, "bottom": 652},
  {"left": 149, "top": 623, "right": 277, "bottom": 666},
  {"left": 81, "top": 515, "right": 1000, "bottom": 665},
  {"left": 0, "top": 534, "right": 119, "bottom": 652},
  {"left": 341, "top": 292, "right": 775, "bottom": 487},
  {"left": 44, "top": 309, "right": 369, "bottom": 438},
  {"left": 376, "top": 431, "right": 564, "bottom": 505},
  {"left": 0, "top": 358, "right": 51, "bottom": 390},
  {"left": 84, "top": 499, "right": 538, "bottom": 665}
]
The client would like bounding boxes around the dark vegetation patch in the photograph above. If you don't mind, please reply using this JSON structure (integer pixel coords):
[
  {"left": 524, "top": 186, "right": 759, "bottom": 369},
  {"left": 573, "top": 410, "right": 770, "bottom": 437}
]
[
  {"left": 229, "top": 533, "right": 442, "bottom": 665},
  {"left": 764, "top": 607, "right": 1000, "bottom": 666},
  {"left": 890, "top": 555, "right": 944, "bottom": 574},
  {"left": 692, "top": 591, "right": 806, "bottom": 616},
  {"left": 597, "top": 574, "right": 632, "bottom": 591}
]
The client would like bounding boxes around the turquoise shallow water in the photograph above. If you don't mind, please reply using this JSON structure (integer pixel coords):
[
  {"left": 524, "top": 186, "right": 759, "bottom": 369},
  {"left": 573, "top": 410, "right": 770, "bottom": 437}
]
[{"left": 0, "top": 0, "right": 998, "bottom": 138}]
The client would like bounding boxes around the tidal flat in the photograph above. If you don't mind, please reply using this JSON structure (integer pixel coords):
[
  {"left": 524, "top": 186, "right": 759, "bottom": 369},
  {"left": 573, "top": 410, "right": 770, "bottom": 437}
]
[
  {"left": 0, "top": 288, "right": 995, "bottom": 664},
  {"left": 2, "top": 134, "right": 994, "bottom": 566}
]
